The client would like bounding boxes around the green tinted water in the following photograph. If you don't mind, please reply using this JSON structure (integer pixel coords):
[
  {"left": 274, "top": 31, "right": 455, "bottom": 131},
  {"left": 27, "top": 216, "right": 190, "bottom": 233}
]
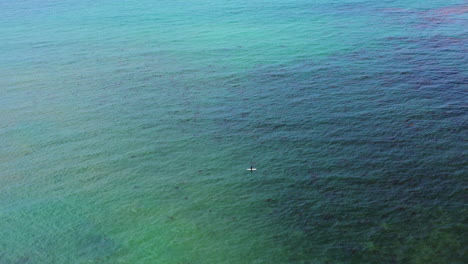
[{"left": 1, "top": 0, "right": 466, "bottom": 263}]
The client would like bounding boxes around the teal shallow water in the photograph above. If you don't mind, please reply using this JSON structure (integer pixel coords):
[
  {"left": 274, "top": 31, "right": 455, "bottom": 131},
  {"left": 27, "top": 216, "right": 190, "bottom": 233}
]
[{"left": 1, "top": 0, "right": 467, "bottom": 263}]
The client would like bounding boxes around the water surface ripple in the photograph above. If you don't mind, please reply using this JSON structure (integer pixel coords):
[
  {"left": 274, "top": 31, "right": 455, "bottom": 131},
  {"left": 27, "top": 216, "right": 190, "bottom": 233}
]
[{"left": 1, "top": 0, "right": 467, "bottom": 263}]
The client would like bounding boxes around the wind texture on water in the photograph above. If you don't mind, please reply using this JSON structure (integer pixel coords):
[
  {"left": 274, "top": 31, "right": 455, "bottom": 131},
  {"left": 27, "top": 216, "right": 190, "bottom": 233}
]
[{"left": 0, "top": 0, "right": 467, "bottom": 263}]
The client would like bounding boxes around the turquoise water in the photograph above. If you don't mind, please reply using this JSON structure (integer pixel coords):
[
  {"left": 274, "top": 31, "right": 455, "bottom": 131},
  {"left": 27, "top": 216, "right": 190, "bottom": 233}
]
[{"left": 1, "top": 0, "right": 467, "bottom": 263}]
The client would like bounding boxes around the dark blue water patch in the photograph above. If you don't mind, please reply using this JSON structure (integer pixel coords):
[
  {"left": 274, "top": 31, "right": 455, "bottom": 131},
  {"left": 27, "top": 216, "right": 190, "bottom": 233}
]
[
  {"left": 371, "top": 2, "right": 468, "bottom": 29},
  {"left": 268, "top": 175, "right": 466, "bottom": 263},
  {"left": 210, "top": 31, "right": 467, "bottom": 262}
]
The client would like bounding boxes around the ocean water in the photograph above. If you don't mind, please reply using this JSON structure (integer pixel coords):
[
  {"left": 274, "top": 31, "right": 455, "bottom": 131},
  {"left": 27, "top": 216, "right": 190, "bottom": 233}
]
[{"left": 1, "top": 0, "right": 467, "bottom": 263}]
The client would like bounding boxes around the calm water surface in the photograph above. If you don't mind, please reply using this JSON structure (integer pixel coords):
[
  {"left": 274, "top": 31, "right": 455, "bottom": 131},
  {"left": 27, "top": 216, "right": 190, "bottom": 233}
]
[{"left": 1, "top": 0, "right": 467, "bottom": 263}]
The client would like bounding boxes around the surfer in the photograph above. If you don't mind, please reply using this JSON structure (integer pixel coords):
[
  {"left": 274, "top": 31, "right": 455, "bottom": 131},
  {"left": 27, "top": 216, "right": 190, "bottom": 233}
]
[{"left": 247, "top": 164, "right": 256, "bottom": 171}]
